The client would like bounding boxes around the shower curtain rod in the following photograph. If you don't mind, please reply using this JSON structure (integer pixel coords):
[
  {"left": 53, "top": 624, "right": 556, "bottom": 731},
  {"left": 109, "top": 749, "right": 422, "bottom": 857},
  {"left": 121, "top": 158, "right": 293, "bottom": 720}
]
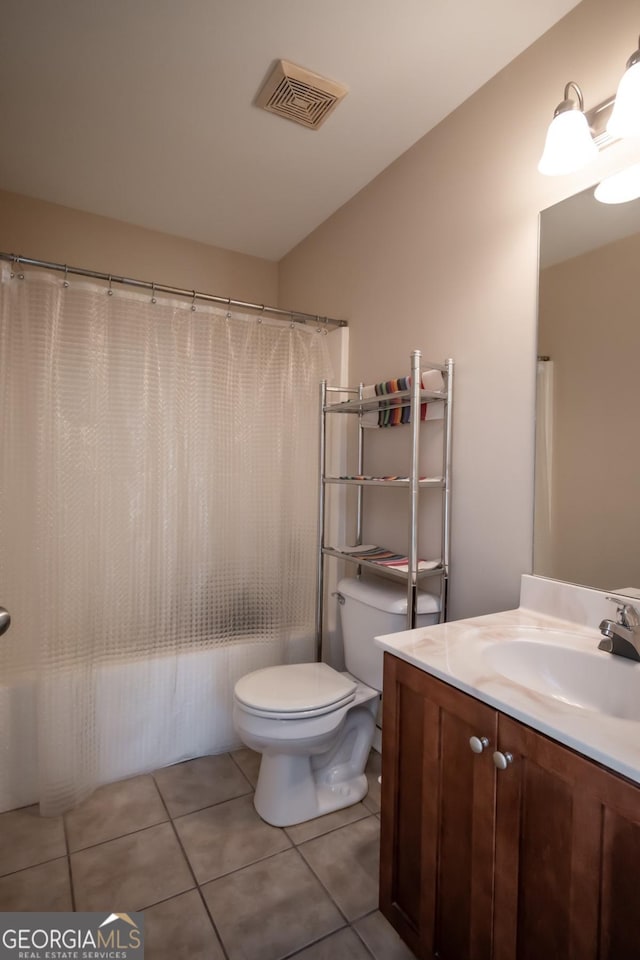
[{"left": 0, "top": 252, "right": 347, "bottom": 329}]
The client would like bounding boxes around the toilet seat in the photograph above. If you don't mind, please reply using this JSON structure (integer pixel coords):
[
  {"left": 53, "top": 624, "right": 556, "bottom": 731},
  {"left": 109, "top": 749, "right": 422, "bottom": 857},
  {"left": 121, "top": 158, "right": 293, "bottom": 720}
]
[{"left": 234, "top": 662, "right": 357, "bottom": 720}]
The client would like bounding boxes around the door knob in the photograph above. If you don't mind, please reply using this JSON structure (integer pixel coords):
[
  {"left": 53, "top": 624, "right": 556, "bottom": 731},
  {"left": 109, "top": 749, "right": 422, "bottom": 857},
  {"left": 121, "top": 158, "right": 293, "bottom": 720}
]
[
  {"left": 469, "top": 736, "right": 490, "bottom": 754},
  {"left": 492, "top": 750, "right": 513, "bottom": 770},
  {"left": 0, "top": 607, "right": 11, "bottom": 637}
]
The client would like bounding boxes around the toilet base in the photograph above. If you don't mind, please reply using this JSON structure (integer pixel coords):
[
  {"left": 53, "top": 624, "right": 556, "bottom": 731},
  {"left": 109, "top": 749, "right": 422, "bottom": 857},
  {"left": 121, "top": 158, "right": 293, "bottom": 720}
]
[
  {"left": 254, "top": 759, "right": 369, "bottom": 827},
  {"left": 253, "top": 703, "right": 376, "bottom": 827}
]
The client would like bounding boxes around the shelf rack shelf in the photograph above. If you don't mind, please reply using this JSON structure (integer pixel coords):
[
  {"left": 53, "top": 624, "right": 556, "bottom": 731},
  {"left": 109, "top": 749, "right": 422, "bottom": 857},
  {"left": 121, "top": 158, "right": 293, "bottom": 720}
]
[{"left": 315, "top": 350, "right": 454, "bottom": 660}]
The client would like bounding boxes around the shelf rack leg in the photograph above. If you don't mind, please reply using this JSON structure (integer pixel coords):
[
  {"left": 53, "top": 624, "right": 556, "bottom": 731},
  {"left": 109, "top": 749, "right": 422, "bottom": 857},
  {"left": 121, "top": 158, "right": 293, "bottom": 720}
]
[
  {"left": 316, "top": 379, "right": 327, "bottom": 662},
  {"left": 407, "top": 349, "right": 421, "bottom": 630}
]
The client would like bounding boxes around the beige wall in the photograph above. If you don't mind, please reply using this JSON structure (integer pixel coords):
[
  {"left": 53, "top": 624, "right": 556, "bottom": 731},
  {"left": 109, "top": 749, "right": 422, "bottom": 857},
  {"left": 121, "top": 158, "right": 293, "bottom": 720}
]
[
  {"left": 538, "top": 231, "right": 640, "bottom": 591},
  {"left": 279, "top": 0, "right": 640, "bottom": 619},
  {"left": 0, "top": 189, "right": 278, "bottom": 304}
]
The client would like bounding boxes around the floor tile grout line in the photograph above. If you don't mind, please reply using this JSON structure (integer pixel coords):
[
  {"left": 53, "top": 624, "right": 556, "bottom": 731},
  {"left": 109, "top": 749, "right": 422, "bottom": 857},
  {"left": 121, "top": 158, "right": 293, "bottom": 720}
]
[
  {"left": 284, "top": 806, "right": 373, "bottom": 847},
  {"left": 166, "top": 788, "right": 254, "bottom": 824},
  {"left": 349, "top": 911, "right": 387, "bottom": 960},
  {"left": 192, "top": 886, "right": 232, "bottom": 960},
  {"left": 161, "top": 787, "right": 380, "bottom": 919},
  {"left": 181, "top": 837, "right": 356, "bottom": 931},
  {"left": 196, "top": 843, "right": 354, "bottom": 960},
  {"left": 60, "top": 813, "right": 77, "bottom": 911},
  {"left": 132, "top": 885, "right": 229, "bottom": 960},
  {"left": 294, "top": 819, "right": 383, "bottom": 928},
  {"left": 354, "top": 909, "right": 420, "bottom": 960},
  {"left": 228, "top": 749, "right": 258, "bottom": 790},
  {"left": 154, "top": 776, "right": 232, "bottom": 960},
  {"left": 136, "top": 884, "right": 197, "bottom": 915},
  {"left": 0, "top": 852, "right": 70, "bottom": 883},
  {"left": 151, "top": 753, "right": 254, "bottom": 817},
  {"left": 66, "top": 814, "right": 170, "bottom": 856},
  {"left": 287, "top": 844, "right": 353, "bottom": 927},
  {"left": 279, "top": 922, "right": 352, "bottom": 960},
  {"left": 188, "top": 835, "right": 294, "bottom": 887},
  {"left": 152, "top": 779, "right": 202, "bottom": 892}
]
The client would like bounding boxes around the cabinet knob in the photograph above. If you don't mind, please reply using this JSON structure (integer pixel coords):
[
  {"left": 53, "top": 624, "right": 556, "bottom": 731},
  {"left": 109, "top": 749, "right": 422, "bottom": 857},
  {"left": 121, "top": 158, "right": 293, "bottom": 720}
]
[
  {"left": 492, "top": 750, "right": 513, "bottom": 770},
  {"left": 469, "top": 736, "right": 490, "bottom": 754}
]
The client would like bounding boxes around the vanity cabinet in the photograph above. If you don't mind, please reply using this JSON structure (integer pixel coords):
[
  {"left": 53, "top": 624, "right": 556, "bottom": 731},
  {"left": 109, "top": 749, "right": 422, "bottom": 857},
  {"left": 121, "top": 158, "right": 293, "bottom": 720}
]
[{"left": 380, "top": 652, "right": 640, "bottom": 960}]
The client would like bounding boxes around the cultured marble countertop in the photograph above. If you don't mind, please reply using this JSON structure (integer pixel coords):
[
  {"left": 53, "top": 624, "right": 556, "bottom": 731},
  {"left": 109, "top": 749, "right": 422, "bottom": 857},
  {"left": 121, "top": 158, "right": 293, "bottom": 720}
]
[{"left": 375, "top": 604, "right": 640, "bottom": 785}]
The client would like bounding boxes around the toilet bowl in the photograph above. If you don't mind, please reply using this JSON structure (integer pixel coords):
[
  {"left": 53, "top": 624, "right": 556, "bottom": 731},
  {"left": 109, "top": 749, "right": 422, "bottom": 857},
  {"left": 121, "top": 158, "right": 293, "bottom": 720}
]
[
  {"left": 233, "top": 576, "right": 440, "bottom": 826},
  {"left": 233, "top": 661, "right": 378, "bottom": 826}
]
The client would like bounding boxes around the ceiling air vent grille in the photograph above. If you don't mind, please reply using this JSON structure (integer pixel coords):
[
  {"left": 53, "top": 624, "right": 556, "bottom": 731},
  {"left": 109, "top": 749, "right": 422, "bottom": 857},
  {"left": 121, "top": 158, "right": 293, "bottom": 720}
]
[{"left": 256, "top": 60, "right": 348, "bottom": 130}]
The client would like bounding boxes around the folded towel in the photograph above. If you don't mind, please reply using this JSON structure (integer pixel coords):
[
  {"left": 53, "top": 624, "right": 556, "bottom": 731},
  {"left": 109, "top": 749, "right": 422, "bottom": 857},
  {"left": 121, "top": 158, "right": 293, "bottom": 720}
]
[
  {"left": 375, "top": 558, "right": 441, "bottom": 572},
  {"left": 421, "top": 370, "right": 445, "bottom": 421},
  {"left": 338, "top": 475, "right": 438, "bottom": 482},
  {"left": 334, "top": 544, "right": 378, "bottom": 555},
  {"left": 361, "top": 383, "right": 378, "bottom": 427},
  {"left": 360, "top": 369, "right": 446, "bottom": 427},
  {"left": 421, "top": 369, "right": 444, "bottom": 394},
  {"left": 334, "top": 544, "right": 441, "bottom": 571}
]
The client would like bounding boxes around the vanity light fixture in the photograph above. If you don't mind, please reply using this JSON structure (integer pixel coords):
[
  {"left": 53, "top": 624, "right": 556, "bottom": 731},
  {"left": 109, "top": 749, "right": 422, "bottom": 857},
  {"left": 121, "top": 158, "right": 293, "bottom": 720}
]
[
  {"left": 539, "top": 30, "right": 640, "bottom": 179},
  {"left": 538, "top": 82, "right": 598, "bottom": 176},
  {"left": 607, "top": 35, "right": 640, "bottom": 139},
  {"left": 594, "top": 162, "right": 640, "bottom": 204}
]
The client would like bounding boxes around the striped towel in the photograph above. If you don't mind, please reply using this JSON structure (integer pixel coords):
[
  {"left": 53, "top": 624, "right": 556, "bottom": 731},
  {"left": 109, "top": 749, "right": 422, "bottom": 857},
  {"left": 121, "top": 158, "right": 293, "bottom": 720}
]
[{"left": 362, "top": 371, "right": 445, "bottom": 427}]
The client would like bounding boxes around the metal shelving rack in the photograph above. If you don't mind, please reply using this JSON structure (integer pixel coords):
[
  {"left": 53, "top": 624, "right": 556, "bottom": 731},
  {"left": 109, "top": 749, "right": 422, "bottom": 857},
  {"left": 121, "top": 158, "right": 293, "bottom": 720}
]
[{"left": 316, "top": 350, "right": 454, "bottom": 660}]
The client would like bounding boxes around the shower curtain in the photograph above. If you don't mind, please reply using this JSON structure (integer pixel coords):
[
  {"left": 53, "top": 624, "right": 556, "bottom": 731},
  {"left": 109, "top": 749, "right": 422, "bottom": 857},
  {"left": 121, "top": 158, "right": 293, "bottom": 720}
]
[{"left": 0, "top": 263, "right": 332, "bottom": 815}]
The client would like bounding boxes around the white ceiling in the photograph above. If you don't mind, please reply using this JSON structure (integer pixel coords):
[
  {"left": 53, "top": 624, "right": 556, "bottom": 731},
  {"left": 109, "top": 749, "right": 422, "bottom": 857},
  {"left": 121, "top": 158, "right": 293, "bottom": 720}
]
[{"left": 1, "top": 0, "right": 582, "bottom": 261}]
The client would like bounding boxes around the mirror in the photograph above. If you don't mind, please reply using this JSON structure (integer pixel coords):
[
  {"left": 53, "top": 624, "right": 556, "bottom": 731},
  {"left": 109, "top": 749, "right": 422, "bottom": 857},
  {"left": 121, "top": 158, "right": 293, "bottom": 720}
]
[{"left": 534, "top": 185, "right": 640, "bottom": 592}]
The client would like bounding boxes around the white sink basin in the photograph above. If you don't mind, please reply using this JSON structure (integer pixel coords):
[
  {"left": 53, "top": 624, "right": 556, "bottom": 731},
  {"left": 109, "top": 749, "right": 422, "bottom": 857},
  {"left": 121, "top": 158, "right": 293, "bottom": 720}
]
[{"left": 478, "top": 626, "right": 640, "bottom": 721}]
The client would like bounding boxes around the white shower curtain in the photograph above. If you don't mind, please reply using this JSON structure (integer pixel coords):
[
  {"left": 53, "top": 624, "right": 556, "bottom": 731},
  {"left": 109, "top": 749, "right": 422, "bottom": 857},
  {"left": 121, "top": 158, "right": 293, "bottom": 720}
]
[{"left": 0, "top": 263, "right": 332, "bottom": 814}]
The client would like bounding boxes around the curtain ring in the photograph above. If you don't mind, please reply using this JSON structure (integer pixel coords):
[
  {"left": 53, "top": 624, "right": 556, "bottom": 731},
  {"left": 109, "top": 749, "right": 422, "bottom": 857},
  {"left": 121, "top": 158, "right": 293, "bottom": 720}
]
[
  {"left": 151, "top": 282, "right": 157, "bottom": 304},
  {"left": 107, "top": 275, "right": 113, "bottom": 296},
  {"left": 63, "top": 265, "right": 69, "bottom": 288},
  {"left": 191, "top": 290, "right": 197, "bottom": 312},
  {"left": 290, "top": 312, "right": 295, "bottom": 329}
]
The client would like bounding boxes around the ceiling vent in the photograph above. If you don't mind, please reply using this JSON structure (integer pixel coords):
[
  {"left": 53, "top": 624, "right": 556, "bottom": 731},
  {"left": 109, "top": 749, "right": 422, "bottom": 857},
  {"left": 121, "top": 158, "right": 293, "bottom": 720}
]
[{"left": 256, "top": 60, "right": 348, "bottom": 130}]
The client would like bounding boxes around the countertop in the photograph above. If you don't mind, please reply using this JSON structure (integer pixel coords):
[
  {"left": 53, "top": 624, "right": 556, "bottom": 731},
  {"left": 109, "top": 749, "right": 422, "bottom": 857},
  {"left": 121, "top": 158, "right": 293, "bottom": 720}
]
[{"left": 375, "top": 604, "right": 640, "bottom": 785}]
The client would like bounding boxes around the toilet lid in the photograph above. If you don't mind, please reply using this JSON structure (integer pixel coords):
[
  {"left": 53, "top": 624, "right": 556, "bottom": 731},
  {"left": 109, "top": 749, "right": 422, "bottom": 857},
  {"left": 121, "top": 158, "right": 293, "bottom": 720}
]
[{"left": 234, "top": 663, "right": 357, "bottom": 719}]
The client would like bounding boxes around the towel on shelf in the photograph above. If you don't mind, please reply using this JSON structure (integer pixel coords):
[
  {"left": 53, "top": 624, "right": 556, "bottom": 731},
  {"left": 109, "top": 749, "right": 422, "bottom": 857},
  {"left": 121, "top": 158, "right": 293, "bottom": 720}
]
[
  {"left": 338, "top": 475, "right": 436, "bottom": 482},
  {"left": 421, "top": 369, "right": 445, "bottom": 422},
  {"left": 360, "top": 383, "right": 379, "bottom": 427},
  {"left": 421, "top": 369, "right": 445, "bottom": 394},
  {"left": 360, "top": 370, "right": 445, "bottom": 427},
  {"left": 334, "top": 544, "right": 379, "bottom": 555},
  {"left": 334, "top": 544, "right": 441, "bottom": 571},
  {"left": 374, "top": 558, "right": 441, "bottom": 572}
]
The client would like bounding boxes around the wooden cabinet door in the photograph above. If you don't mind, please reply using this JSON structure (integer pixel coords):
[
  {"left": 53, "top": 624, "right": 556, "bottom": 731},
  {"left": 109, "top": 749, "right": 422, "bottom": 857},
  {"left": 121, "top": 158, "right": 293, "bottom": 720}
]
[
  {"left": 494, "top": 714, "right": 640, "bottom": 960},
  {"left": 380, "top": 654, "right": 498, "bottom": 960}
]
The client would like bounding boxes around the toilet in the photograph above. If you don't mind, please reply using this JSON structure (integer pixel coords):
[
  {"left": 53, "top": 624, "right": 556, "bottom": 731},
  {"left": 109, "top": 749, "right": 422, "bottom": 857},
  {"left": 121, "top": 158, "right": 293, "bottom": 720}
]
[{"left": 233, "top": 576, "right": 440, "bottom": 826}]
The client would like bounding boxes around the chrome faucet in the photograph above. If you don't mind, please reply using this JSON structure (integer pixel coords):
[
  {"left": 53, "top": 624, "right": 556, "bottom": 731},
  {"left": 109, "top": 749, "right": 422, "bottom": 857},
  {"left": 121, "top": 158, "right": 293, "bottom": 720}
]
[{"left": 598, "top": 597, "right": 640, "bottom": 662}]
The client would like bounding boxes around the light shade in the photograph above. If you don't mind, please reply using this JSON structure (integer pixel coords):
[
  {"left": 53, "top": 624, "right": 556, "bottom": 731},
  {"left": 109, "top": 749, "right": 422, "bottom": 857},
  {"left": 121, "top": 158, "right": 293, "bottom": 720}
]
[
  {"left": 538, "top": 107, "right": 598, "bottom": 176},
  {"left": 594, "top": 162, "right": 640, "bottom": 204},
  {"left": 607, "top": 42, "right": 640, "bottom": 140}
]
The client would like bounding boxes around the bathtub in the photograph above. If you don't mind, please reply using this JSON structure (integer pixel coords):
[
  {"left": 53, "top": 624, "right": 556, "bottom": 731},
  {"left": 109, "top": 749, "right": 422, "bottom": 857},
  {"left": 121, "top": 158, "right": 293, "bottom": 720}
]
[{"left": 0, "top": 633, "right": 313, "bottom": 814}]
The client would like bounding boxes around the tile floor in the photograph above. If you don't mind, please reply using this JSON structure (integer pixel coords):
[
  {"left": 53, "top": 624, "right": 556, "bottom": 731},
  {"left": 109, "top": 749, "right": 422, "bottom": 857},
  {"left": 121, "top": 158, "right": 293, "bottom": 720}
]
[{"left": 0, "top": 748, "right": 417, "bottom": 960}]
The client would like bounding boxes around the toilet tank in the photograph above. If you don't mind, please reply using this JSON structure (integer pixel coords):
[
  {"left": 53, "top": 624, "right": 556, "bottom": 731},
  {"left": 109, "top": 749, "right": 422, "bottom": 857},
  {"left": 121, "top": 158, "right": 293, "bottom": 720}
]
[{"left": 337, "top": 576, "right": 440, "bottom": 691}]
